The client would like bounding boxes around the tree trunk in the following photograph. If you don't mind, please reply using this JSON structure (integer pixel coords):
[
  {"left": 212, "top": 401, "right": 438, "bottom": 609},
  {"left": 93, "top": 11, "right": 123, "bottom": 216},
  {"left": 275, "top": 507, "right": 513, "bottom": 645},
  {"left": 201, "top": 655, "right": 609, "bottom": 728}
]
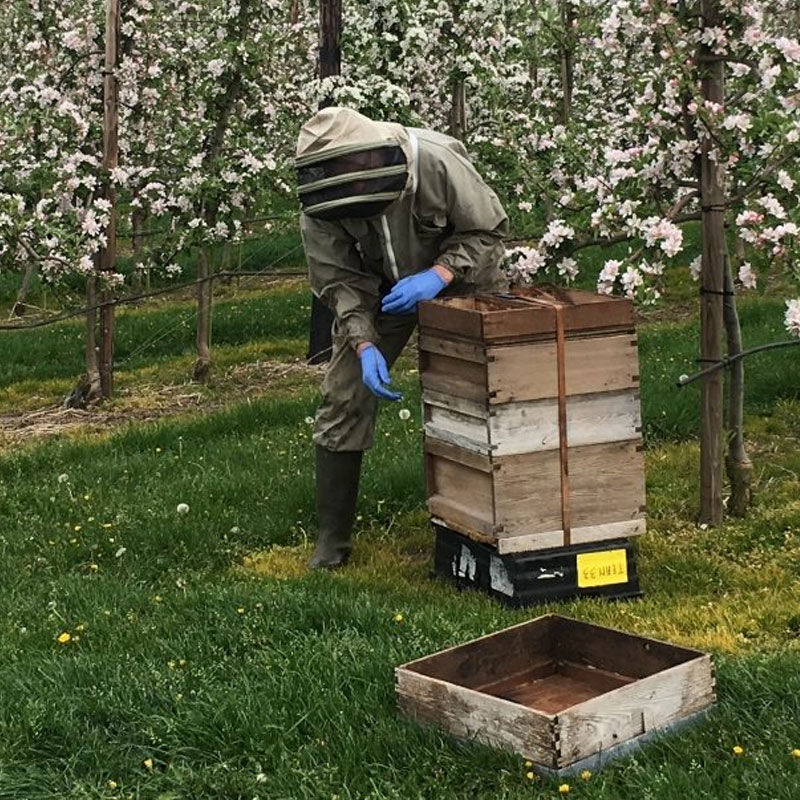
[
  {"left": 64, "top": 276, "right": 103, "bottom": 409},
  {"left": 698, "top": 0, "right": 725, "bottom": 525},
  {"left": 10, "top": 262, "right": 37, "bottom": 318},
  {"left": 193, "top": 247, "right": 213, "bottom": 382},
  {"left": 131, "top": 205, "right": 145, "bottom": 294},
  {"left": 306, "top": 0, "right": 341, "bottom": 364},
  {"left": 449, "top": 78, "right": 467, "bottom": 141},
  {"left": 99, "top": 0, "right": 120, "bottom": 399},
  {"left": 558, "top": 0, "right": 575, "bottom": 125},
  {"left": 723, "top": 244, "right": 753, "bottom": 516}
]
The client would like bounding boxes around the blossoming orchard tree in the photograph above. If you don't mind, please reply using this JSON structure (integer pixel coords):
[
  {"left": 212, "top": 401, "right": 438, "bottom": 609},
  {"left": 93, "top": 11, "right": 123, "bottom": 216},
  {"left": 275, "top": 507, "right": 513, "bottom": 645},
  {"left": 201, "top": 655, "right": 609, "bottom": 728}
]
[
  {"left": 1, "top": 0, "right": 798, "bottom": 520},
  {"left": 0, "top": 0, "right": 312, "bottom": 395},
  {"left": 497, "top": 0, "right": 800, "bottom": 522}
]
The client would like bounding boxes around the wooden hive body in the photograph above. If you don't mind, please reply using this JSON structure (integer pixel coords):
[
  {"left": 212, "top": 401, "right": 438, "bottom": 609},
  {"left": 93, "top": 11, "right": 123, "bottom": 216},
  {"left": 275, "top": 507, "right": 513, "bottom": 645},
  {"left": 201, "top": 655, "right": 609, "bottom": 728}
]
[
  {"left": 396, "top": 614, "right": 716, "bottom": 773},
  {"left": 418, "top": 288, "right": 646, "bottom": 554}
]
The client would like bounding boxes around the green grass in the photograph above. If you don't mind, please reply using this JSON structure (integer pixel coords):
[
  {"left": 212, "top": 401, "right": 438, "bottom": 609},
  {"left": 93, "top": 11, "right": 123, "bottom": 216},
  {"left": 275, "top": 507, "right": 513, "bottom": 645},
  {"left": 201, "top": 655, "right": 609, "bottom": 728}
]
[
  {"left": 1, "top": 370, "right": 800, "bottom": 797},
  {"left": 3, "top": 279, "right": 797, "bottom": 448},
  {"left": 0, "top": 283, "right": 311, "bottom": 391},
  {"left": 1, "top": 255, "right": 799, "bottom": 797}
]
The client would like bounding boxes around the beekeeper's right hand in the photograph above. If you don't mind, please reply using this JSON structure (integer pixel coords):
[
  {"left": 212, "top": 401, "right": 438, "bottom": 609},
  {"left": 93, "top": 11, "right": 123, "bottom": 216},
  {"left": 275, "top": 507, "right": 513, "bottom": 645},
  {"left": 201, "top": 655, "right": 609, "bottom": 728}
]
[{"left": 357, "top": 343, "right": 403, "bottom": 401}]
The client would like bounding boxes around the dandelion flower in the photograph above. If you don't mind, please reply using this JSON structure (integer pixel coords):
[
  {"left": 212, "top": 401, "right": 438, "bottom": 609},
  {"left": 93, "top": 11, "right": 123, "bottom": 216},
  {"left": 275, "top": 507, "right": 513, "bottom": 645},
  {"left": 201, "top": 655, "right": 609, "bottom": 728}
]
[
  {"left": 237, "top": 607, "right": 245, "bottom": 615},
  {"left": 394, "top": 613, "right": 404, "bottom": 623},
  {"left": 733, "top": 745, "right": 744, "bottom": 756},
  {"left": 153, "top": 595, "right": 163, "bottom": 603},
  {"left": 107, "top": 780, "right": 118, "bottom": 789},
  {"left": 398, "top": 408, "right": 411, "bottom": 421},
  {"left": 89, "top": 563, "right": 99, "bottom": 572},
  {"left": 57, "top": 632, "right": 71, "bottom": 644},
  {"left": 176, "top": 503, "right": 190, "bottom": 515},
  {"left": 525, "top": 771, "right": 535, "bottom": 780},
  {"left": 73, "top": 525, "right": 81, "bottom": 532},
  {"left": 558, "top": 784, "right": 570, "bottom": 794},
  {"left": 304, "top": 416, "right": 314, "bottom": 425},
  {"left": 83, "top": 494, "right": 90, "bottom": 501},
  {"left": 524, "top": 760, "right": 533, "bottom": 768},
  {"left": 143, "top": 757, "right": 154, "bottom": 770},
  {"left": 792, "top": 748, "right": 800, "bottom": 758},
  {"left": 155, "top": 447, "right": 162, "bottom": 453},
  {"left": 581, "top": 769, "right": 592, "bottom": 780}
]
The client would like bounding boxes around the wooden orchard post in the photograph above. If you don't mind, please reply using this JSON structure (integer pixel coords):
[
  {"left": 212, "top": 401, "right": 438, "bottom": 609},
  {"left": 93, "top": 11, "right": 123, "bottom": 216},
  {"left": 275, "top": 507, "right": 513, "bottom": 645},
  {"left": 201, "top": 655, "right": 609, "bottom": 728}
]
[
  {"left": 306, "top": 0, "right": 341, "bottom": 365},
  {"left": 99, "top": 0, "right": 119, "bottom": 398},
  {"left": 698, "top": 0, "right": 725, "bottom": 525}
]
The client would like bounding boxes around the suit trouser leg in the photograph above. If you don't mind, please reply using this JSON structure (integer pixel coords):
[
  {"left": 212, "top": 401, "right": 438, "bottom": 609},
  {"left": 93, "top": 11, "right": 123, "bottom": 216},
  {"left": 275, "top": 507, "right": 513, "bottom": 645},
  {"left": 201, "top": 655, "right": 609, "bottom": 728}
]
[{"left": 309, "top": 313, "right": 418, "bottom": 568}]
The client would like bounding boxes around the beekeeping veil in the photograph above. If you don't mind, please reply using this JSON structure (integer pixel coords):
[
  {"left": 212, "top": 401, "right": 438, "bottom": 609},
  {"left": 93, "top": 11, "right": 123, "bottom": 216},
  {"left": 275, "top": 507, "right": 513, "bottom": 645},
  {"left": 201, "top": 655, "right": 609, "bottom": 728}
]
[{"left": 295, "top": 107, "right": 413, "bottom": 220}]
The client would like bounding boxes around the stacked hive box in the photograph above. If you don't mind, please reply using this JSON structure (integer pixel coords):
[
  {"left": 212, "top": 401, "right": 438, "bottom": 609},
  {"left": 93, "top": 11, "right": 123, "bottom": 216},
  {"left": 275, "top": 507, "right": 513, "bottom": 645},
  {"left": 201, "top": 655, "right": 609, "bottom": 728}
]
[{"left": 419, "top": 287, "right": 646, "bottom": 556}]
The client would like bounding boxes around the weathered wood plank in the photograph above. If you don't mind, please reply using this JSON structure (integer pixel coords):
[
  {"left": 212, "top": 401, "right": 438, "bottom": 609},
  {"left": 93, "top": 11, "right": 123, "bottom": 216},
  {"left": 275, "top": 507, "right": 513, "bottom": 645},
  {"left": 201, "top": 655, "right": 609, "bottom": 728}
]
[
  {"left": 428, "top": 497, "right": 497, "bottom": 540},
  {"left": 487, "top": 335, "right": 639, "bottom": 404},
  {"left": 556, "top": 656, "right": 715, "bottom": 767},
  {"left": 418, "top": 333, "right": 487, "bottom": 364},
  {"left": 496, "top": 519, "right": 646, "bottom": 554},
  {"left": 423, "top": 391, "right": 641, "bottom": 456},
  {"left": 396, "top": 668, "right": 558, "bottom": 766}
]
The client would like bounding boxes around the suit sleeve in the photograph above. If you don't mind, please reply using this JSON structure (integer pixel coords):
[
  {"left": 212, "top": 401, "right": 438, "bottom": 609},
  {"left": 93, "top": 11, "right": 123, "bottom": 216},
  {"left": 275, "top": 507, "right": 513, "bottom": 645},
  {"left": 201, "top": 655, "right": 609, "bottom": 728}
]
[
  {"left": 300, "top": 214, "right": 381, "bottom": 351},
  {"left": 431, "top": 150, "right": 509, "bottom": 283}
]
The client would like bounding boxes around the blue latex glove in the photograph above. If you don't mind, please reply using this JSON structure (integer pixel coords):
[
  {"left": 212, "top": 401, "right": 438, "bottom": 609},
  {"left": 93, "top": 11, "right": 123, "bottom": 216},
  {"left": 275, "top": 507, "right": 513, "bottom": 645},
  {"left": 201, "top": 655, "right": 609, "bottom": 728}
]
[
  {"left": 359, "top": 345, "right": 403, "bottom": 401},
  {"left": 381, "top": 268, "right": 447, "bottom": 314}
]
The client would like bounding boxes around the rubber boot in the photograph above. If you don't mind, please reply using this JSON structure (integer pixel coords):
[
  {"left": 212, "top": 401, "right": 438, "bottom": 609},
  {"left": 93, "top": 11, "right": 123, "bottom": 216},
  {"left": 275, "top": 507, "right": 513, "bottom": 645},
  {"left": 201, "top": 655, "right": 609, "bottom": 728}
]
[{"left": 308, "top": 446, "right": 363, "bottom": 569}]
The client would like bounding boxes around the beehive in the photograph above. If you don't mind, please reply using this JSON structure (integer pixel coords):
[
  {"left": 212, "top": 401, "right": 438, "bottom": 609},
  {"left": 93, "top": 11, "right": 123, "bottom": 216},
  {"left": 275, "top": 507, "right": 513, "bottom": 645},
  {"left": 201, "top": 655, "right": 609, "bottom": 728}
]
[{"left": 418, "top": 287, "right": 646, "bottom": 555}]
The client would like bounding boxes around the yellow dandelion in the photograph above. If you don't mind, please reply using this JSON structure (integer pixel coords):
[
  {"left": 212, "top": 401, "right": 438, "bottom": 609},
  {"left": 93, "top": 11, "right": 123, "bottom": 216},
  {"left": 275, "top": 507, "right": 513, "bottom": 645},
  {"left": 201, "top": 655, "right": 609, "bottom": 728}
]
[
  {"left": 88, "top": 516, "right": 95, "bottom": 522},
  {"left": 525, "top": 771, "right": 536, "bottom": 780},
  {"left": 237, "top": 607, "right": 245, "bottom": 615},
  {"left": 69, "top": 538, "right": 78, "bottom": 544},
  {"left": 581, "top": 769, "right": 592, "bottom": 781},
  {"left": 107, "top": 779, "right": 118, "bottom": 789},
  {"left": 733, "top": 745, "right": 744, "bottom": 756},
  {"left": 394, "top": 613, "right": 404, "bottom": 623},
  {"left": 83, "top": 494, "right": 90, "bottom": 501},
  {"left": 74, "top": 524, "right": 81, "bottom": 531},
  {"left": 558, "top": 784, "right": 570, "bottom": 795},
  {"left": 143, "top": 757, "right": 154, "bottom": 770},
  {"left": 152, "top": 595, "right": 163, "bottom": 604},
  {"left": 178, "top": 658, "right": 187, "bottom": 667},
  {"left": 167, "top": 660, "right": 177, "bottom": 669},
  {"left": 155, "top": 447, "right": 162, "bottom": 453},
  {"left": 101, "top": 523, "right": 113, "bottom": 528},
  {"left": 75, "top": 623, "right": 86, "bottom": 632},
  {"left": 791, "top": 748, "right": 800, "bottom": 758},
  {"left": 57, "top": 632, "right": 71, "bottom": 644},
  {"left": 89, "top": 563, "right": 99, "bottom": 572}
]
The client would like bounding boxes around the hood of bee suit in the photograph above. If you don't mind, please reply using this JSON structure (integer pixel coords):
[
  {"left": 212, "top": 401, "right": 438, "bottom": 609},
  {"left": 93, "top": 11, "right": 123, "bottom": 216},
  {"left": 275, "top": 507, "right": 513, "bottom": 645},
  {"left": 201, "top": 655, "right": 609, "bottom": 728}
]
[{"left": 295, "top": 107, "right": 416, "bottom": 221}]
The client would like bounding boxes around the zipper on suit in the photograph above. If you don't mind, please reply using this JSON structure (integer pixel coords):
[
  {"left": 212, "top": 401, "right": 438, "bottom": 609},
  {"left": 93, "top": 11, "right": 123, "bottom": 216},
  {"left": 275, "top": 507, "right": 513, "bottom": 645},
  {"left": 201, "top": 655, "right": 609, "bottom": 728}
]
[{"left": 380, "top": 215, "right": 399, "bottom": 282}]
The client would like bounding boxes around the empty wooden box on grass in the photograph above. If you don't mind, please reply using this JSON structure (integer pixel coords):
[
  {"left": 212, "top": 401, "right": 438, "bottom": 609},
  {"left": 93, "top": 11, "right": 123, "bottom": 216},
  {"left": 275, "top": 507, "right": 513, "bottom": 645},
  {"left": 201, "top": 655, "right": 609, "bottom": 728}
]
[
  {"left": 396, "top": 614, "right": 716, "bottom": 774},
  {"left": 419, "top": 287, "right": 646, "bottom": 555}
]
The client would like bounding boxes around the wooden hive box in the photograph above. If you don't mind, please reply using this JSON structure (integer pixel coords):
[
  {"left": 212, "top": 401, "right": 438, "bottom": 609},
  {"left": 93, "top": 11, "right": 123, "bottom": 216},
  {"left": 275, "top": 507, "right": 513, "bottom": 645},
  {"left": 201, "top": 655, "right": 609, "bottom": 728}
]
[
  {"left": 396, "top": 614, "right": 716, "bottom": 774},
  {"left": 418, "top": 288, "right": 646, "bottom": 554}
]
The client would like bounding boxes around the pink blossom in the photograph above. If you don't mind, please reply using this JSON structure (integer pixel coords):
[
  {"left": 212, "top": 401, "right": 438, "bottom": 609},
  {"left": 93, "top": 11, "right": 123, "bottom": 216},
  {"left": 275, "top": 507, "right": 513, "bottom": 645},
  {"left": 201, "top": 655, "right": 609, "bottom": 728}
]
[{"left": 738, "top": 262, "right": 757, "bottom": 289}]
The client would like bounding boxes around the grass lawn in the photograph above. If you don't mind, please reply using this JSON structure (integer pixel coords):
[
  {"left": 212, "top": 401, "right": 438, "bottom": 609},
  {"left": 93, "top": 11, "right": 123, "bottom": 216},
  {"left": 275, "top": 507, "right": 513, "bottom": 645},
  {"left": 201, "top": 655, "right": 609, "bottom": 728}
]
[{"left": 1, "top": 270, "right": 800, "bottom": 798}]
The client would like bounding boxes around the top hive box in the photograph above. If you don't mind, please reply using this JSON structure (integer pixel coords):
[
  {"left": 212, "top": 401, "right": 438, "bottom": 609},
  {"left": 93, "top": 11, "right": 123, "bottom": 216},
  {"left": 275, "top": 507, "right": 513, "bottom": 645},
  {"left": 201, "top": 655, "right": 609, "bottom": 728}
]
[{"left": 418, "top": 287, "right": 635, "bottom": 346}]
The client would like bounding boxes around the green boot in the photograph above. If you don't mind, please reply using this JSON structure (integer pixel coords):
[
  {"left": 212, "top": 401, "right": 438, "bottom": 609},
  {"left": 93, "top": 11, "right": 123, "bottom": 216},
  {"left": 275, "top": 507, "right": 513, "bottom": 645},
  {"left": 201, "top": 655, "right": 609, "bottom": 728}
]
[{"left": 309, "top": 446, "right": 363, "bottom": 570}]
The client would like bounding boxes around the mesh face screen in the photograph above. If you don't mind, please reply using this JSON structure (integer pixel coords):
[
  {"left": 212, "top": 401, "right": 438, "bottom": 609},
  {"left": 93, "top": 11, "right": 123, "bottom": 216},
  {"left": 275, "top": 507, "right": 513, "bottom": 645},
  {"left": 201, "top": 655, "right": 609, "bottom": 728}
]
[
  {"left": 297, "top": 145, "right": 408, "bottom": 219},
  {"left": 309, "top": 199, "right": 396, "bottom": 221},
  {"left": 296, "top": 146, "right": 406, "bottom": 186}
]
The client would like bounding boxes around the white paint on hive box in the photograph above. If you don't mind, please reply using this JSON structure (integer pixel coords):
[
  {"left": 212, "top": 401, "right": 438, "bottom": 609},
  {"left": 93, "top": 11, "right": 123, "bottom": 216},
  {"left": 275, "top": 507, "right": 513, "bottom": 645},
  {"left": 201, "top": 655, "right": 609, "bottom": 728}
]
[
  {"left": 489, "top": 555, "right": 514, "bottom": 596},
  {"left": 424, "top": 389, "right": 641, "bottom": 456}
]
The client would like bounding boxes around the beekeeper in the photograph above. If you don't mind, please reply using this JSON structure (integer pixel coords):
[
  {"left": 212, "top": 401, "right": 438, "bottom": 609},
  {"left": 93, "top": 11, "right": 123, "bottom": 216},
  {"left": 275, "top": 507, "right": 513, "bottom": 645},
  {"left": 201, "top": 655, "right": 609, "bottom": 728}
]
[{"left": 296, "top": 107, "right": 508, "bottom": 569}]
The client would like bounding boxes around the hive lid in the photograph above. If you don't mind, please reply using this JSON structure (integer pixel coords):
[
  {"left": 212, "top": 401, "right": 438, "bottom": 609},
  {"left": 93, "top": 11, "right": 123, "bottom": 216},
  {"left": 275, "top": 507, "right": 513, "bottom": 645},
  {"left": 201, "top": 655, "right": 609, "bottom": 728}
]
[{"left": 418, "top": 286, "right": 634, "bottom": 344}]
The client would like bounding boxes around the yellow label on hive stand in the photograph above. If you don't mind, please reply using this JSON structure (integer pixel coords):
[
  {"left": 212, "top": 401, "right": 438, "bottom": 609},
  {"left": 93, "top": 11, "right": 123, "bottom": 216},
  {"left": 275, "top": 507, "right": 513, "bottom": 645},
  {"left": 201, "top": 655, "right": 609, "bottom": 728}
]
[{"left": 576, "top": 549, "right": 628, "bottom": 588}]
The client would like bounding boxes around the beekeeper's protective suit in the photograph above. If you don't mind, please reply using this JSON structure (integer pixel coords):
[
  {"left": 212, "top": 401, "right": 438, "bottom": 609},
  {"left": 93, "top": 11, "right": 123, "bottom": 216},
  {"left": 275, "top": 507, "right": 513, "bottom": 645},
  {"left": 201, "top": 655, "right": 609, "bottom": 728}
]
[{"left": 296, "top": 107, "right": 508, "bottom": 568}]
